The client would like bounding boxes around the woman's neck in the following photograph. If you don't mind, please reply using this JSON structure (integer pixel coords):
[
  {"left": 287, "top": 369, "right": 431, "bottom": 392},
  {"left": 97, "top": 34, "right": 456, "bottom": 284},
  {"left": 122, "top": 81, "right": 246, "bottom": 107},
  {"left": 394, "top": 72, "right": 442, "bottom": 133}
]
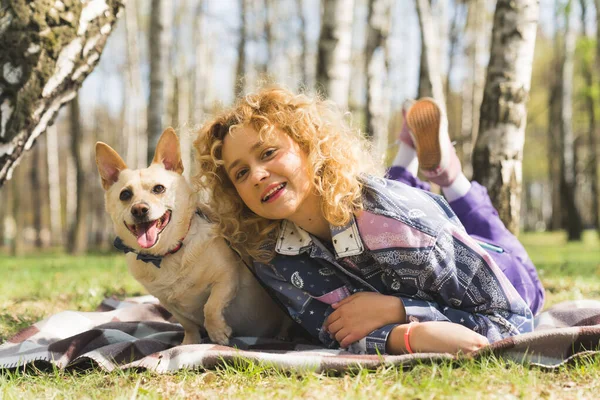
[
  {"left": 295, "top": 215, "right": 331, "bottom": 242},
  {"left": 287, "top": 194, "right": 332, "bottom": 242}
]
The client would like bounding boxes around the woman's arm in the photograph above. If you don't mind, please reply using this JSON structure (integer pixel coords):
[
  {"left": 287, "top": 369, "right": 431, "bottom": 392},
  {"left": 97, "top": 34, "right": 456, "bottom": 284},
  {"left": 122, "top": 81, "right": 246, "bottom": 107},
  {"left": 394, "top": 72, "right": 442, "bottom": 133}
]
[{"left": 386, "top": 321, "right": 489, "bottom": 355}]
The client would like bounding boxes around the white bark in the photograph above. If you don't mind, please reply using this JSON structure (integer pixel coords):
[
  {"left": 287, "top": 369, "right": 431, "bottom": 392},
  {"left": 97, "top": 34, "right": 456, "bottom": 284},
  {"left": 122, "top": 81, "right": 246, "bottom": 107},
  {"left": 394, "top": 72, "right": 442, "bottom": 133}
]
[
  {"left": 66, "top": 151, "right": 77, "bottom": 243},
  {"left": 316, "top": 0, "right": 355, "bottom": 110},
  {"left": 46, "top": 124, "right": 63, "bottom": 246},
  {"left": 147, "top": 0, "right": 172, "bottom": 161},
  {"left": 235, "top": 0, "right": 247, "bottom": 97},
  {"left": 296, "top": 0, "right": 308, "bottom": 88},
  {"left": 472, "top": 0, "right": 539, "bottom": 234},
  {"left": 192, "top": 0, "right": 207, "bottom": 124},
  {"left": 415, "top": 0, "right": 445, "bottom": 108},
  {"left": 460, "top": 0, "right": 489, "bottom": 177},
  {"left": 365, "top": 0, "right": 393, "bottom": 157},
  {"left": 125, "top": 0, "right": 147, "bottom": 169},
  {"left": 0, "top": 0, "right": 125, "bottom": 187}
]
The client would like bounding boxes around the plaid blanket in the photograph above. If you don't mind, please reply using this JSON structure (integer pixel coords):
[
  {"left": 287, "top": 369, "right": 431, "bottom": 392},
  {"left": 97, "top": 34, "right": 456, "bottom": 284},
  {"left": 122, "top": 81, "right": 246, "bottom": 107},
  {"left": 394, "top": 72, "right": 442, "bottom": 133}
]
[{"left": 1, "top": 296, "right": 600, "bottom": 373}]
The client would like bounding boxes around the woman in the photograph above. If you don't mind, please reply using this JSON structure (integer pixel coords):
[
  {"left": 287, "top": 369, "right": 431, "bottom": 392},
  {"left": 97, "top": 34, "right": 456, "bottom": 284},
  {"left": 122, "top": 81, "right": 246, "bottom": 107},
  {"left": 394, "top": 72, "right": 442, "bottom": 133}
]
[{"left": 193, "top": 87, "right": 543, "bottom": 355}]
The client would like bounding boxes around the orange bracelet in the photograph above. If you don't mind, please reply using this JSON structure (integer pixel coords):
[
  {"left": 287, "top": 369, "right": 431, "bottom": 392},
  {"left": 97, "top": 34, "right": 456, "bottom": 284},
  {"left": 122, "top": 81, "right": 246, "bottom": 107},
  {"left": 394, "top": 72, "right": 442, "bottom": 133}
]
[{"left": 404, "top": 322, "right": 416, "bottom": 354}]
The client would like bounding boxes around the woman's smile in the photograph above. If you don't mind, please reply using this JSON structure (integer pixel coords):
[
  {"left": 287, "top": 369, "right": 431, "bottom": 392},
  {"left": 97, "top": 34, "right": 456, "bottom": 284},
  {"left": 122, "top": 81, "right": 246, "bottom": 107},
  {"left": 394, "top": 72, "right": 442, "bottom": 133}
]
[{"left": 261, "top": 182, "right": 287, "bottom": 203}]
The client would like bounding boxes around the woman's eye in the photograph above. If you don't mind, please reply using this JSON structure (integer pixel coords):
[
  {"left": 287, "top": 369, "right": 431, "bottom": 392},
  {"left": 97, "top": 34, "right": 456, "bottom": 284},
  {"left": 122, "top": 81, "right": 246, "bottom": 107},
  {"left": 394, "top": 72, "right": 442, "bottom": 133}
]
[
  {"left": 262, "top": 148, "right": 276, "bottom": 159},
  {"left": 119, "top": 190, "right": 132, "bottom": 201},
  {"left": 235, "top": 169, "right": 247, "bottom": 181},
  {"left": 152, "top": 185, "right": 166, "bottom": 194}
]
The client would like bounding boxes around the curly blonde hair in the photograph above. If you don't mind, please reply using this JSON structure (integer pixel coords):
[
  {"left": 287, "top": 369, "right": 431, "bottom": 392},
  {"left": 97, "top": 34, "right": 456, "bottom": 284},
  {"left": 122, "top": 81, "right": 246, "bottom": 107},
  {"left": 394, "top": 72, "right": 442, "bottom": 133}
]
[{"left": 193, "top": 86, "right": 384, "bottom": 262}]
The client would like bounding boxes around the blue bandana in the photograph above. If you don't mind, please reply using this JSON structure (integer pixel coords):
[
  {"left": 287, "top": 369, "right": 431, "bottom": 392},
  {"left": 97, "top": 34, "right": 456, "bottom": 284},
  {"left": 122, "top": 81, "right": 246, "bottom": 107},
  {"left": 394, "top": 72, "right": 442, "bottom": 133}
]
[{"left": 113, "top": 237, "right": 165, "bottom": 268}]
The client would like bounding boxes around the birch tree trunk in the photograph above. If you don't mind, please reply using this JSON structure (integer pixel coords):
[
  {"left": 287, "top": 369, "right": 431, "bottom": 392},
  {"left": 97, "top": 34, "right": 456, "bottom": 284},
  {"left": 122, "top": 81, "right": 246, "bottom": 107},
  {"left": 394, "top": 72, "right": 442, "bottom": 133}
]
[
  {"left": 235, "top": 0, "right": 247, "bottom": 98},
  {"left": 446, "top": 2, "right": 464, "bottom": 98},
  {"left": 30, "top": 140, "right": 43, "bottom": 248},
  {"left": 125, "top": 0, "right": 147, "bottom": 169},
  {"left": 147, "top": 0, "right": 172, "bottom": 163},
  {"left": 296, "top": 0, "right": 308, "bottom": 88},
  {"left": 547, "top": 2, "right": 563, "bottom": 231},
  {"left": 460, "top": 0, "right": 488, "bottom": 177},
  {"left": 472, "top": 0, "right": 539, "bottom": 234},
  {"left": 10, "top": 164, "right": 23, "bottom": 256},
  {"left": 591, "top": 0, "right": 600, "bottom": 234},
  {"left": 415, "top": 0, "right": 445, "bottom": 107},
  {"left": 0, "top": 0, "right": 124, "bottom": 187},
  {"left": 263, "top": 0, "right": 274, "bottom": 77},
  {"left": 558, "top": 4, "right": 582, "bottom": 241},
  {"left": 46, "top": 123, "right": 62, "bottom": 246},
  {"left": 66, "top": 96, "right": 86, "bottom": 254},
  {"left": 365, "top": 0, "right": 392, "bottom": 156},
  {"left": 547, "top": 74, "right": 562, "bottom": 231},
  {"left": 316, "top": 0, "right": 355, "bottom": 110},
  {"left": 192, "top": 0, "right": 207, "bottom": 124}
]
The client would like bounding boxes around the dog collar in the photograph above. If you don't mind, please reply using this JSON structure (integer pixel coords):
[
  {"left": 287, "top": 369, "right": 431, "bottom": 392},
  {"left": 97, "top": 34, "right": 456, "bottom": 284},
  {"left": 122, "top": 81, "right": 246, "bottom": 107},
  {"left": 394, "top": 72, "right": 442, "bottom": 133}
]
[{"left": 113, "top": 209, "right": 205, "bottom": 268}]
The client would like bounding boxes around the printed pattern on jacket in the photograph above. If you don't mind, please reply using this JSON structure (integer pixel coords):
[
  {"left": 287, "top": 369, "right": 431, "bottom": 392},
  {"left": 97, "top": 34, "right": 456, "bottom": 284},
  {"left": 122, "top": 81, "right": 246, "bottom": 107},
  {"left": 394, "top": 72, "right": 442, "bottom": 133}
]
[{"left": 253, "top": 176, "right": 534, "bottom": 354}]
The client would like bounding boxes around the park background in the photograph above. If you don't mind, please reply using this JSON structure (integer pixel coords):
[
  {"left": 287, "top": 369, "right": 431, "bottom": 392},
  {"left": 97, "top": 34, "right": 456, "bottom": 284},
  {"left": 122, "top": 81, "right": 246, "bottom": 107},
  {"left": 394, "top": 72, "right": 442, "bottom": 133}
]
[{"left": 0, "top": 0, "right": 600, "bottom": 398}]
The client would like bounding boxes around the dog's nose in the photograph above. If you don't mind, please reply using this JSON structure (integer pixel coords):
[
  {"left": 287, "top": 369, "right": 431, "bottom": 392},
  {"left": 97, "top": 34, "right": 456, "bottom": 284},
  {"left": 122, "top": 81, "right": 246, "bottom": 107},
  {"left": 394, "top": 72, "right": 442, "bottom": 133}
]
[{"left": 131, "top": 203, "right": 150, "bottom": 218}]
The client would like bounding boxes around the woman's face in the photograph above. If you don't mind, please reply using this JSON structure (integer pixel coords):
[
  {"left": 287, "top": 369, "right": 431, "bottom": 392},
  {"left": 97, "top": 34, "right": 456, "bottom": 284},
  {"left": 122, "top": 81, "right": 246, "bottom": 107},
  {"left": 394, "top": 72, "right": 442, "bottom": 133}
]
[{"left": 221, "top": 125, "right": 315, "bottom": 222}]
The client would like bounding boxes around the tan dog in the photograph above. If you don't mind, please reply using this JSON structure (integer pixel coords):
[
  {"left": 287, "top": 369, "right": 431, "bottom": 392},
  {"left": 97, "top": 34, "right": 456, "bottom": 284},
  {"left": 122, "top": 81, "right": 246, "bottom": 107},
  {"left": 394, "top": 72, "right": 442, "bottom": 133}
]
[{"left": 95, "top": 128, "right": 289, "bottom": 345}]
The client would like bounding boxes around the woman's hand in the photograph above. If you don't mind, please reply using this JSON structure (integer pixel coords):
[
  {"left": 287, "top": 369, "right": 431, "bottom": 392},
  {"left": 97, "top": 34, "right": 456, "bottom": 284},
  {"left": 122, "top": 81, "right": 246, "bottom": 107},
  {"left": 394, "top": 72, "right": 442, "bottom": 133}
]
[
  {"left": 324, "top": 292, "right": 406, "bottom": 348},
  {"left": 387, "top": 321, "right": 490, "bottom": 355}
]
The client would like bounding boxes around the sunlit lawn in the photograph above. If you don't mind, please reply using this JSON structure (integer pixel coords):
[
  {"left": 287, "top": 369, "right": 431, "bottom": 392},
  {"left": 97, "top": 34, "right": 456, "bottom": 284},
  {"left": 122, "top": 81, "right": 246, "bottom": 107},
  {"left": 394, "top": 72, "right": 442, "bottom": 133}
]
[{"left": 0, "top": 231, "right": 599, "bottom": 399}]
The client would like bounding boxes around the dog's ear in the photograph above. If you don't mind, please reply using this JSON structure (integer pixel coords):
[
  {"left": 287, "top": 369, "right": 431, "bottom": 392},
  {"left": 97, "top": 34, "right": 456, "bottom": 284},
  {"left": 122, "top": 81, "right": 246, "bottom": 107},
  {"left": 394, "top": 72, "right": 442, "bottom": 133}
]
[
  {"left": 95, "top": 142, "right": 128, "bottom": 190},
  {"left": 152, "top": 127, "right": 184, "bottom": 175}
]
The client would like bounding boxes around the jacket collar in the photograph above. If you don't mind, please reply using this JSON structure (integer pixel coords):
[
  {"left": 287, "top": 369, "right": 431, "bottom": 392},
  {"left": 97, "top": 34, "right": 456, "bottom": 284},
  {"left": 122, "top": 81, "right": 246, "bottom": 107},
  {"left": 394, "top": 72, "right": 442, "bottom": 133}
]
[{"left": 275, "top": 216, "right": 364, "bottom": 258}]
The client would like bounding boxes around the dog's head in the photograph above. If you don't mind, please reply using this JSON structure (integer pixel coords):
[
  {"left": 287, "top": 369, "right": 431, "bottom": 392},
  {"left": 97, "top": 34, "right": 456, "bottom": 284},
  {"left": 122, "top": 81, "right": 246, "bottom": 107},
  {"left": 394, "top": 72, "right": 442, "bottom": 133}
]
[{"left": 95, "top": 128, "right": 195, "bottom": 254}]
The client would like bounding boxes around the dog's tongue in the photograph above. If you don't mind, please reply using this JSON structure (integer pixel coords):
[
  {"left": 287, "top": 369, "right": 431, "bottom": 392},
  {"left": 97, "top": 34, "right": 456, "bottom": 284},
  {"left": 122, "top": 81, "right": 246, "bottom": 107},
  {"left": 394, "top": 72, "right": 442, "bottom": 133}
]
[{"left": 136, "top": 221, "right": 159, "bottom": 248}]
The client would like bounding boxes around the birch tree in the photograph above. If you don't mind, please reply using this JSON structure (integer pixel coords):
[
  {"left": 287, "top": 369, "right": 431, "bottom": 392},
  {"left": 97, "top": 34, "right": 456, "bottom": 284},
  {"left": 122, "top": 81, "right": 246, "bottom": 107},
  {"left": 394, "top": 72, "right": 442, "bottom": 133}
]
[
  {"left": 460, "top": 0, "right": 489, "bottom": 176},
  {"left": 30, "top": 139, "right": 43, "bottom": 248},
  {"left": 46, "top": 124, "right": 62, "bottom": 246},
  {"left": 296, "top": 0, "right": 308, "bottom": 88},
  {"left": 316, "top": 0, "right": 355, "bottom": 110},
  {"left": 0, "top": 0, "right": 124, "bottom": 187},
  {"left": 590, "top": 0, "right": 600, "bottom": 234},
  {"left": 124, "top": 0, "right": 146, "bottom": 169},
  {"left": 236, "top": 0, "right": 247, "bottom": 98},
  {"left": 472, "top": 0, "right": 539, "bottom": 234},
  {"left": 446, "top": 1, "right": 465, "bottom": 98},
  {"left": 415, "top": 0, "right": 445, "bottom": 106},
  {"left": 365, "top": 0, "right": 392, "bottom": 156},
  {"left": 558, "top": 2, "right": 582, "bottom": 240},
  {"left": 192, "top": 0, "right": 207, "bottom": 123},
  {"left": 547, "top": 4, "right": 563, "bottom": 231},
  {"left": 66, "top": 96, "right": 87, "bottom": 254},
  {"left": 147, "top": 0, "right": 172, "bottom": 163}
]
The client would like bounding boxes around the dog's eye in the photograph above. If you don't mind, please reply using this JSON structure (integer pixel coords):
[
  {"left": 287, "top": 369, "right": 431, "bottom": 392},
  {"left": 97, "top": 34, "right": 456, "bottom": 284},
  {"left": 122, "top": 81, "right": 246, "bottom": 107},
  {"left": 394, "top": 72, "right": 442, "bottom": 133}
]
[
  {"left": 152, "top": 185, "right": 165, "bottom": 194},
  {"left": 119, "top": 190, "right": 132, "bottom": 201}
]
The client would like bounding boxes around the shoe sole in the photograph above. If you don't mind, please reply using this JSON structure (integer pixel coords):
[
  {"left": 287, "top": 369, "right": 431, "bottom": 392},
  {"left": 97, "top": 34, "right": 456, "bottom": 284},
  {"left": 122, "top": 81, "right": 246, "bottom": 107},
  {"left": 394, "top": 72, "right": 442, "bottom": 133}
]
[{"left": 406, "top": 99, "right": 441, "bottom": 170}]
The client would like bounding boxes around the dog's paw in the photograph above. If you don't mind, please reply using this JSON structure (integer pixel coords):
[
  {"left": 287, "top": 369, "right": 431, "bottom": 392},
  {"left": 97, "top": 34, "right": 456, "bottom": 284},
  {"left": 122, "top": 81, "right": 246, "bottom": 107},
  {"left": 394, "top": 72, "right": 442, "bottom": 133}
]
[{"left": 206, "top": 323, "right": 232, "bottom": 345}]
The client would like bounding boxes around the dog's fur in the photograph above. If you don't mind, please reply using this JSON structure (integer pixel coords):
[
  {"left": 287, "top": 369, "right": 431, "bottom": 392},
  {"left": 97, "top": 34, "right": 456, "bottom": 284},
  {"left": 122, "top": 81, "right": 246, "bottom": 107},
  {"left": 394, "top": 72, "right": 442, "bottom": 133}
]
[{"left": 95, "top": 128, "right": 289, "bottom": 345}]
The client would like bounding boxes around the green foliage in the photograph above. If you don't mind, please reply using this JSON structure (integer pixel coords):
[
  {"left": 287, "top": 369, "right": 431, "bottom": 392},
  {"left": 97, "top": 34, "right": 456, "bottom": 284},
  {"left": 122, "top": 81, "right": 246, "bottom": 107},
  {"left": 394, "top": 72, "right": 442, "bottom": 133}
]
[{"left": 0, "top": 232, "right": 599, "bottom": 398}]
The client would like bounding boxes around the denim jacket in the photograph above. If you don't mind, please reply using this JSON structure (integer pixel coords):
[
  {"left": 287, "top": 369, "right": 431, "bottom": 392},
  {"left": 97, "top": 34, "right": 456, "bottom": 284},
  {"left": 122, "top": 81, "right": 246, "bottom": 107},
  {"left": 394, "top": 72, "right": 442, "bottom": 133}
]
[{"left": 252, "top": 176, "right": 534, "bottom": 354}]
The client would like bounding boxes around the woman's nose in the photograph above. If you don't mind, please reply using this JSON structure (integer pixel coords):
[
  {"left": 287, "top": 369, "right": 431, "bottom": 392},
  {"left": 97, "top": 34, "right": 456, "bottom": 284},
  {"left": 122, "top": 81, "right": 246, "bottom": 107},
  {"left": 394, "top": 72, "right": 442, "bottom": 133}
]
[{"left": 251, "top": 167, "right": 269, "bottom": 185}]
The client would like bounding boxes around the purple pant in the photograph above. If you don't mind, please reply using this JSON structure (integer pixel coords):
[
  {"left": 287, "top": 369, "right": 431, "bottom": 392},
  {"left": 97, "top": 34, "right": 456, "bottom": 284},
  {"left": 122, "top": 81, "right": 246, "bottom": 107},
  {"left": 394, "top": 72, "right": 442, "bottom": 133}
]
[{"left": 387, "top": 166, "right": 545, "bottom": 315}]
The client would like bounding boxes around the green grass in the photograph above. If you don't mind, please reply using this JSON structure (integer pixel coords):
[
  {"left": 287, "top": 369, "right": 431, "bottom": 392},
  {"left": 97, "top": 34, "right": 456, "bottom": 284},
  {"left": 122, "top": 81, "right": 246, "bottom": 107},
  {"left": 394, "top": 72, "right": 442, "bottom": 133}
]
[{"left": 1, "top": 231, "right": 599, "bottom": 399}]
